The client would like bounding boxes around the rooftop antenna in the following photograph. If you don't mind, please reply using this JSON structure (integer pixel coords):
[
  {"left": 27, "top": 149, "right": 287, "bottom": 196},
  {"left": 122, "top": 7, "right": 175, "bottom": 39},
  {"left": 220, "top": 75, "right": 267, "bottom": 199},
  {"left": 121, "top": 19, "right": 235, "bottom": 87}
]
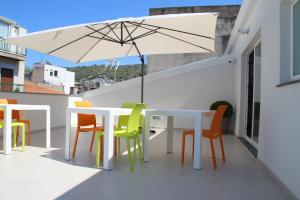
[{"left": 105, "top": 58, "right": 120, "bottom": 82}]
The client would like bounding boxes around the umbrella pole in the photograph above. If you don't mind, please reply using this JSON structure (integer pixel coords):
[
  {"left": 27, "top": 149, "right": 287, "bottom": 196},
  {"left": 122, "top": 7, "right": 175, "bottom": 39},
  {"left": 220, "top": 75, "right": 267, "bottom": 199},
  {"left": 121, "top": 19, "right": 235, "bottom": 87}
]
[
  {"left": 140, "top": 55, "right": 144, "bottom": 103},
  {"left": 132, "top": 42, "right": 145, "bottom": 103}
]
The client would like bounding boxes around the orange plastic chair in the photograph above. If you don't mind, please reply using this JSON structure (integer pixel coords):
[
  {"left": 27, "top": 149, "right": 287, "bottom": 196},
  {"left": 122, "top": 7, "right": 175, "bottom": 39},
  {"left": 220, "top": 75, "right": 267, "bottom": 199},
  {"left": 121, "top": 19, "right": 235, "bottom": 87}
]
[
  {"left": 0, "top": 99, "right": 31, "bottom": 145},
  {"left": 181, "top": 105, "right": 228, "bottom": 169},
  {"left": 73, "top": 101, "right": 104, "bottom": 159}
]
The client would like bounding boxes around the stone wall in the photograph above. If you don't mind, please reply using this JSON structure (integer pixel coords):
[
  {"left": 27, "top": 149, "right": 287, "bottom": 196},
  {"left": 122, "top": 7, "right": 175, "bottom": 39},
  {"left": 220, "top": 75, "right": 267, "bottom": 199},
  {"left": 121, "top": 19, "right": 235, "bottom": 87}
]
[{"left": 147, "top": 5, "right": 240, "bottom": 74}]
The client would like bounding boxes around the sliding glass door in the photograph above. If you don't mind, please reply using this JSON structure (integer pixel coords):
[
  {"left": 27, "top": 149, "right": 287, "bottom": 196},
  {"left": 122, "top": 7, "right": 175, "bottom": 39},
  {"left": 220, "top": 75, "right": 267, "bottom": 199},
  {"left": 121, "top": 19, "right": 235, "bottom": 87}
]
[{"left": 245, "top": 42, "right": 261, "bottom": 147}]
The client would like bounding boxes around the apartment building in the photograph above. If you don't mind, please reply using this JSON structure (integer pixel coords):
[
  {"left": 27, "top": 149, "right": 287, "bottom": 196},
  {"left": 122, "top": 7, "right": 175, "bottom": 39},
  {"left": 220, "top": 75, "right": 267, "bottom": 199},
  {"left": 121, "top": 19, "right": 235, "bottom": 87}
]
[
  {"left": 31, "top": 61, "right": 75, "bottom": 94},
  {"left": 0, "top": 16, "right": 26, "bottom": 92}
]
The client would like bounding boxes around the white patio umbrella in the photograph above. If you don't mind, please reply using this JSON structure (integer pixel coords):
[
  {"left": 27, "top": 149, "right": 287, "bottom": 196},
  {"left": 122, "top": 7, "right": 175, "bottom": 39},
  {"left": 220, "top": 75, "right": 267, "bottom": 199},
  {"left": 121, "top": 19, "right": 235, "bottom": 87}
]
[{"left": 1, "top": 13, "right": 218, "bottom": 102}]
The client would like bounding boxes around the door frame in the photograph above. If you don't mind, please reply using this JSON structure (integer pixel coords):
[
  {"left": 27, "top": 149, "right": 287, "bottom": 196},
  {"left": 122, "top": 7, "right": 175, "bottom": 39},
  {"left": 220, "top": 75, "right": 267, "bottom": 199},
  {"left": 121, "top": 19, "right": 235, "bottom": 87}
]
[{"left": 243, "top": 40, "right": 261, "bottom": 149}]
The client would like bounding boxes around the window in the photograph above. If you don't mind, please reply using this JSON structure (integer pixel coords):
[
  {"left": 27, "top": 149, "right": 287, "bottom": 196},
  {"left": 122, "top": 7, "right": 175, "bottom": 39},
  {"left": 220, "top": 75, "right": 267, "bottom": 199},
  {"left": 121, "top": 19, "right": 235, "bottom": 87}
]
[
  {"left": 292, "top": 0, "right": 300, "bottom": 77},
  {"left": 50, "top": 70, "right": 53, "bottom": 76},
  {"left": 54, "top": 70, "right": 58, "bottom": 77},
  {"left": 0, "top": 21, "right": 9, "bottom": 51}
]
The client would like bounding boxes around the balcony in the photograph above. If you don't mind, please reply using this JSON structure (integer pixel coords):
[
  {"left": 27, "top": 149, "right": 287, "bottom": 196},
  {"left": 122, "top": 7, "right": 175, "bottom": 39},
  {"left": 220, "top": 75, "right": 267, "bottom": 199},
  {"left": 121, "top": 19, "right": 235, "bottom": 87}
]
[
  {"left": 0, "top": 82, "right": 24, "bottom": 93},
  {"left": 0, "top": 57, "right": 294, "bottom": 199},
  {"left": 0, "top": 41, "right": 26, "bottom": 59}
]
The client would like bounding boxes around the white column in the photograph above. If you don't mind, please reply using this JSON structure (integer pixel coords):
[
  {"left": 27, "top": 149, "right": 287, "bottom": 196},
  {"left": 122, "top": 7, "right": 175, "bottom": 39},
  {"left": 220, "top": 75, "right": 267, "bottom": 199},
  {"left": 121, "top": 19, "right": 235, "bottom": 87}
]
[
  {"left": 3, "top": 106, "right": 12, "bottom": 154},
  {"left": 193, "top": 113, "right": 202, "bottom": 169},
  {"left": 166, "top": 116, "right": 174, "bottom": 153},
  {"left": 65, "top": 109, "right": 71, "bottom": 160},
  {"left": 143, "top": 112, "right": 151, "bottom": 161},
  {"left": 46, "top": 106, "right": 51, "bottom": 148},
  {"left": 103, "top": 111, "right": 114, "bottom": 170}
]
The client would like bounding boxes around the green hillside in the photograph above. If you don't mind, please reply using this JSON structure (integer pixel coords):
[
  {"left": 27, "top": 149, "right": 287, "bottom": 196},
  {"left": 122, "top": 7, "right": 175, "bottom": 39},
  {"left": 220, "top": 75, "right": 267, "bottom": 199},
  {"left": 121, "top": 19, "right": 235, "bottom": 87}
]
[{"left": 68, "top": 64, "right": 145, "bottom": 82}]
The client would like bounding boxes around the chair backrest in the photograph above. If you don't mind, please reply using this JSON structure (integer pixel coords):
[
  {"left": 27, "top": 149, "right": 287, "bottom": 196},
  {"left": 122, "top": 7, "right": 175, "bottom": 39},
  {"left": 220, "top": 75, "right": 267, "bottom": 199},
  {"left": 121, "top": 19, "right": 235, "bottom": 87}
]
[
  {"left": 74, "top": 101, "right": 96, "bottom": 127},
  {"left": 118, "top": 102, "right": 147, "bottom": 129},
  {"left": 126, "top": 104, "right": 143, "bottom": 134},
  {"left": 0, "top": 99, "right": 19, "bottom": 120},
  {"left": 209, "top": 105, "right": 228, "bottom": 136}
]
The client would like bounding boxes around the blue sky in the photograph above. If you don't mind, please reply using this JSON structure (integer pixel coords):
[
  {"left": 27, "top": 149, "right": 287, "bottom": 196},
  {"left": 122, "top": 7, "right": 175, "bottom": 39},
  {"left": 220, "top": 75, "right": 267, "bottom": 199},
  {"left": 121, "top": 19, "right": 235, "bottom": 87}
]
[{"left": 2, "top": 0, "right": 242, "bottom": 68}]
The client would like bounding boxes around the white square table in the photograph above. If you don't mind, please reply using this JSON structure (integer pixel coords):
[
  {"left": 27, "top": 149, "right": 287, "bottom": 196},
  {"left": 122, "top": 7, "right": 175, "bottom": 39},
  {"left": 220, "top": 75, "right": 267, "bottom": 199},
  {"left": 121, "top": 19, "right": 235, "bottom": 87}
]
[
  {"left": 65, "top": 107, "right": 133, "bottom": 170},
  {"left": 0, "top": 104, "right": 51, "bottom": 154},
  {"left": 143, "top": 109, "right": 213, "bottom": 170}
]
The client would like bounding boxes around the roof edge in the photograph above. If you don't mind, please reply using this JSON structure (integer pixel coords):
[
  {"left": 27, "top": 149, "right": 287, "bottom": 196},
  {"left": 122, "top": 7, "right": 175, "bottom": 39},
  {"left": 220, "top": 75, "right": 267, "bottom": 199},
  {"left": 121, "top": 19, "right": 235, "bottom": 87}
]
[{"left": 224, "top": 0, "right": 258, "bottom": 54}]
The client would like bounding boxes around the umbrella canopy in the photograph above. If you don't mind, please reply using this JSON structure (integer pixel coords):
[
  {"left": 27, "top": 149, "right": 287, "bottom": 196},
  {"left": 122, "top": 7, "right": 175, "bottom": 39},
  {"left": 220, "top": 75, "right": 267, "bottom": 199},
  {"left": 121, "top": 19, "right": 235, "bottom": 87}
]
[
  {"left": 1, "top": 13, "right": 218, "bottom": 102},
  {"left": 1, "top": 13, "right": 217, "bottom": 62}
]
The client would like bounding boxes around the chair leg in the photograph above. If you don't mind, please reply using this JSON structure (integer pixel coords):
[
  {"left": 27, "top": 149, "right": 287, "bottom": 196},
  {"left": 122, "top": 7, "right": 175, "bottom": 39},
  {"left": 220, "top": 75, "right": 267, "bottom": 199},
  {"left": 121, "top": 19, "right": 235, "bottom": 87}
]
[
  {"left": 100, "top": 135, "right": 104, "bottom": 161},
  {"left": 209, "top": 138, "right": 217, "bottom": 169},
  {"left": 114, "top": 136, "right": 117, "bottom": 156},
  {"left": 181, "top": 133, "right": 186, "bottom": 164},
  {"left": 72, "top": 129, "right": 80, "bottom": 159},
  {"left": 126, "top": 138, "right": 133, "bottom": 172},
  {"left": 96, "top": 134, "right": 101, "bottom": 168},
  {"left": 133, "top": 137, "right": 136, "bottom": 163},
  {"left": 89, "top": 130, "right": 96, "bottom": 152},
  {"left": 26, "top": 122, "right": 31, "bottom": 145},
  {"left": 192, "top": 133, "right": 195, "bottom": 159},
  {"left": 13, "top": 126, "right": 17, "bottom": 149},
  {"left": 21, "top": 125, "right": 25, "bottom": 152},
  {"left": 16, "top": 126, "right": 19, "bottom": 144},
  {"left": 219, "top": 134, "right": 226, "bottom": 162},
  {"left": 136, "top": 135, "right": 142, "bottom": 164},
  {"left": 118, "top": 137, "right": 121, "bottom": 154}
]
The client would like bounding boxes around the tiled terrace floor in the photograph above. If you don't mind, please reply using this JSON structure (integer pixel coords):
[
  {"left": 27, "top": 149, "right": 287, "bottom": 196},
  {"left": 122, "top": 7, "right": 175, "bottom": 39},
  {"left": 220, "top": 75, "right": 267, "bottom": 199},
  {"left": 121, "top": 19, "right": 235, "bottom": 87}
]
[{"left": 0, "top": 127, "right": 292, "bottom": 200}]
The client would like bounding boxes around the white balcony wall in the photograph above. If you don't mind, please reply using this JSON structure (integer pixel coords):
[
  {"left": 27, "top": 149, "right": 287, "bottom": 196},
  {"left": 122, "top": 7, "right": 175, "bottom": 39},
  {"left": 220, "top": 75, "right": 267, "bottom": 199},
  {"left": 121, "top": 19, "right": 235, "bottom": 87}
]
[
  {"left": 83, "top": 56, "right": 236, "bottom": 129},
  {"left": 226, "top": 0, "right": 300, "bottom": 198},
  {"left": 0, "top": 92, "right": 80, "bottom": 132}
]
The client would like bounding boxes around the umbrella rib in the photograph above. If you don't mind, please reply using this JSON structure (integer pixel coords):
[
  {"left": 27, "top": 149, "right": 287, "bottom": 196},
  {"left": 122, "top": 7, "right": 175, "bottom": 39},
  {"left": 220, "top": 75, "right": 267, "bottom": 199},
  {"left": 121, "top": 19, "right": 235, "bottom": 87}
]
[
  {"left": 123, "top": 20, "right": 145, "bottom": 42},
  {"left": 123, "top": 27, "right": 160, "bottom": 43},
  {"left": 129, "top": 21, "right": 214, "bottom": 40},
  {"left": 105, "top": 23, "right": 121, "bottom": 42},
  {"left": 47, "top": 23, "right": 115, "bottom": 54},
  {"left": 87, "top": 35, "right": 121, "bottom": 43},
  {"left": 86, "top": 25, "right": 120, "bottom": 43},
  {"left": 77, "top": 23, "right": 120, "bottom": 63},
  {"left": 122, "top": 22, "right": 143, "bottom": 56},
  {"left": 127, "top": 21, "right": 213, "bottom": 52}
]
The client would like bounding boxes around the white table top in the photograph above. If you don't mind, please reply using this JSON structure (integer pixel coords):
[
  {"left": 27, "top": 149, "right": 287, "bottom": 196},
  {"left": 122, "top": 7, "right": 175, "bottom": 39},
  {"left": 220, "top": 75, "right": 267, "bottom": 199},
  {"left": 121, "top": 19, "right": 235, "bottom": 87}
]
[
  {"left": 145, "top": 108, "right": 212, "bottom": 117},
  {"left": 0, "top": 104, "right": 50, "bottom": 110},
  {"left": 67, "top": 107, "right": 133, "bottom": 115}
]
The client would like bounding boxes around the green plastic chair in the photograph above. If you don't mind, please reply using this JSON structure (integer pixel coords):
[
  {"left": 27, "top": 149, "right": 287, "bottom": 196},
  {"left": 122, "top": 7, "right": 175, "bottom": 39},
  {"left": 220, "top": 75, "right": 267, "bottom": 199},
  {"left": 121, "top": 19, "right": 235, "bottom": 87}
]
[
  {"left": 0, "top": 121, "right": 26, "bottom": 151},
  {"left": 96, "top": 104, "right": 144, "bottom": 172},
  {"left": 116, "top": 102, "right": 147, "bottom": 155}
]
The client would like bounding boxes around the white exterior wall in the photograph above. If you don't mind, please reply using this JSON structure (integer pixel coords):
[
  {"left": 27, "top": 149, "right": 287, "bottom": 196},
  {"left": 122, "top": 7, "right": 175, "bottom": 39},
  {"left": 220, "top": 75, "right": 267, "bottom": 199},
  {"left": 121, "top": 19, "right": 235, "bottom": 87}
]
[
  {"left": 0, "top": 92, "right": 79, "bottom": 132},
  {"left": 83, "top": 56, "right": 236, "bottom": 129},
  {"left": 228, "top": 0, "right": 300, "bottom": 198},
  {"left": 31, "top": 63, "right": 75, "bottom": 94}
]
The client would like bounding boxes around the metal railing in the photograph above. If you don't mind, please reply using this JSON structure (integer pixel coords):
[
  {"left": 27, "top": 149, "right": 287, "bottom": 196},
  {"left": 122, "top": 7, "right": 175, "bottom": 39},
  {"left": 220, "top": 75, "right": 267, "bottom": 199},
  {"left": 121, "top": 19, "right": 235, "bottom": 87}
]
[
  {"left": 0, "top": 41, "right": 26, "bottom": 56},
  {"left": 0, "top": 82, "right": 24, "bottom": 93}
]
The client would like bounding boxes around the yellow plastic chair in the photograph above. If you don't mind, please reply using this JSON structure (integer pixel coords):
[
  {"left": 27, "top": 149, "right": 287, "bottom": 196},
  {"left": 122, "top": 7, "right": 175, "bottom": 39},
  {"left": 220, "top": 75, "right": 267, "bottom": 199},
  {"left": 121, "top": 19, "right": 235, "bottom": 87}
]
[
  {"left": 115, "top": 102, "right": 147, "bottom": 157},
  {"left": 0, "top": 121, "right": 26, "bottom": 151},
  {"left": 96, "top": 104, "right": 144, "bottom": 172}
]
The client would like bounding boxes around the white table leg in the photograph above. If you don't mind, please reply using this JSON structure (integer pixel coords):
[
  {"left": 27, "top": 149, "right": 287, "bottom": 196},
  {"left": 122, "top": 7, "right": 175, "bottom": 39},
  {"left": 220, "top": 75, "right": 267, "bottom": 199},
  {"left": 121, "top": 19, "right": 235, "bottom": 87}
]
[
  {"left": 46, "top": 107, "right": 51, "bottom": 148},
  {"left": 65, "top": 110, "right": 71, "bottom": 160},
  {"left": 143, "top": 113, "right": 151, "bottom": 161},
  {"left": 167, "top": 116, "right": 174, "bottom": 153},
  {"left": 3, "top": 107, "right": 12, "bottom": 154},
  {"left": 193, "top": 114, "right": 202, "bottom": 169},
  {"left": 103, "top": 112, "right": 114, "bottom": 170}
]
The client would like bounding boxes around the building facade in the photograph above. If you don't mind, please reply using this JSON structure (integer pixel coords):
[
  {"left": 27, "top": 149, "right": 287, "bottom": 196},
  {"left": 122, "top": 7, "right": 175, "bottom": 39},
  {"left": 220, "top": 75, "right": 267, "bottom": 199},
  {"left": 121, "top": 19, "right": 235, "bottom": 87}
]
[
  {"left": 147, "top": 5, "right": 240, "bottom": 74},
  {"left": 31, "top": 61, "right": 75, "bottom": 94},
  {"left": 0, "top": 16, "right": 26, "bottom": 92}
]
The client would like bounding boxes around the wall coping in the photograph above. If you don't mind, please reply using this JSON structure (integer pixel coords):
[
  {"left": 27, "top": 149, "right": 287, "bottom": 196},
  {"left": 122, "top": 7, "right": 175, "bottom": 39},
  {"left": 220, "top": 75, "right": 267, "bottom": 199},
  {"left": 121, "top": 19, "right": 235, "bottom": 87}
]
[{"left": 83, "top": 55, "right": 234, "bottom": 98}]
